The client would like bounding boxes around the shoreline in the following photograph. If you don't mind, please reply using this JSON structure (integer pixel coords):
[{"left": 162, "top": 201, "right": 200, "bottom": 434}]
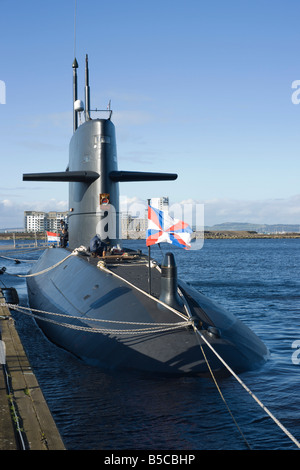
[
  {"left": 0, "top": 230, "right": 300, "bottom": 242},
  {"left": 202, "top": 230, "right": 300, "bottom": 239}
]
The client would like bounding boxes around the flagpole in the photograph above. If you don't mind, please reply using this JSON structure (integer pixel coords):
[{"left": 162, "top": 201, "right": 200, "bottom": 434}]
[
  {"left": 148, "top": 245, "right": 152, "bottom": 294},
  {"left": 147, "top": 199, "right": 152, "bottom": 294}
]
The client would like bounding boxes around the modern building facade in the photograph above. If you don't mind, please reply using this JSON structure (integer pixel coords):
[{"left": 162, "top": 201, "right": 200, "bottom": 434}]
[
  {"left": 24, "top": 198, "right": 169, "bottom": 237},
  {"left": 150, "top": 197, "right": 169, "bottom": 212},
  {"left": 24, "top": 211, "right": 69, "bottom": 233}
]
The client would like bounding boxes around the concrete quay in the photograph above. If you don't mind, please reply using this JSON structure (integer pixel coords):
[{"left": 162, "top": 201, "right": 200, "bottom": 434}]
[{"left": 0, "top": 291, "right": 65, "bottom": 450}]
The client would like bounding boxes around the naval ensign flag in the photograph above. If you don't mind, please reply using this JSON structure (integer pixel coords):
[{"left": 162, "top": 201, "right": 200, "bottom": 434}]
[{"left": 146, "top": 205, "right": 192, "bottom": 249}]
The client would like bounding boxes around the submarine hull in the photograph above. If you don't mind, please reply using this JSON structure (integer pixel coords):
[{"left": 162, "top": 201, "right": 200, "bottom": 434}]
[{"left": 26, "top": 247, "right": 269, "bottom": 376}]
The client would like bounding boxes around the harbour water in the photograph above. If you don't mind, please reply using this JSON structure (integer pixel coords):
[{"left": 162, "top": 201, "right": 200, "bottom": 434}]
[{"left": 0, "top": 238, "right": 299, "bottom": 450}]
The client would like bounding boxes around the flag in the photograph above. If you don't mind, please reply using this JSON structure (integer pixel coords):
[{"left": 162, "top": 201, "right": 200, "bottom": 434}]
[
  {"left": 47, "top": 231, "right": 60, "bottom": 244},
  {"left": 146, "top": 205, "right": 192, "bottom": 249}
]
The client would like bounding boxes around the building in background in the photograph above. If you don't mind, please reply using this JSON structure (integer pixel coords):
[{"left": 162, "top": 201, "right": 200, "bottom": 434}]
[
  {"left": 24, "top": 199, "right": 169, "bottom": 236},
  {"left": 150, "top": 197, "right": 169, "bottom": 212},
  {"left": 121, "top": 197, "right": 169, "bottom": 239},
  {"left": 24, "top": 211, "right": 68, "bottom": 233},
  {"left": 121, "top": 212, "right": 148, "bottom": 239}
]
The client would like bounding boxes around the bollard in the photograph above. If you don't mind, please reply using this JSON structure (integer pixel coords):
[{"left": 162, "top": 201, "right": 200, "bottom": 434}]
[{"left": 159, "top": 252, "right": 183, "bottom": 309}]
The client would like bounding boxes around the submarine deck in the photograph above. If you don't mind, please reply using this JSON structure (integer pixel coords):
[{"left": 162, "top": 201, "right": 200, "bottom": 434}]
[
  {"left": 75, "top": 248, "right": 187, "bottom": 313},
  {"left": 72, "top": 247, "right": 214, "bottom": 327},
  {"left": 91, "top": 252, "right": 162, "bottom": 297}
]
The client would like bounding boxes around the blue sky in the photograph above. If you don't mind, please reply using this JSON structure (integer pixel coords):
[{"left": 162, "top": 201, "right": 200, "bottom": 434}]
[{"left": 1, "top": 0, "right": 300, "bottom": 228}]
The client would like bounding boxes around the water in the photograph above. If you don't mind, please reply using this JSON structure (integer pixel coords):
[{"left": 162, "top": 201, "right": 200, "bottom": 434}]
[{"left": 0, "top": 238, "right": 299, "bottom": 450}]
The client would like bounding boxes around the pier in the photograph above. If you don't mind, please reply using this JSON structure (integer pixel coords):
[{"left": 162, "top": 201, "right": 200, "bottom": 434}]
[{"left": 0, "top": 290, "right": 65, "bottom": 450}]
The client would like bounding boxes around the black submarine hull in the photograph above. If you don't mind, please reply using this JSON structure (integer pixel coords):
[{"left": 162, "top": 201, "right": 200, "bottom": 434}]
[
  {"left": 26, "top": 247, "right": 269, "bottom": 376},
  {"left": 23, "top": 55, "right": 269, "bottom": 376}
]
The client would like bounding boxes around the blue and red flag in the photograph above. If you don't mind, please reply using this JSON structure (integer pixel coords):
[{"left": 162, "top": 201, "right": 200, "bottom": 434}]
[
  {"left": 146, "top": 205, "right": 192, "bottom": 249},
  {"left": 46, "top": 231, "right": 60, "bottom": 245}
]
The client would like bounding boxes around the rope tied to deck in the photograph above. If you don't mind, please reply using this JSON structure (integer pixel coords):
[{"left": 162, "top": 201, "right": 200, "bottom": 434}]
[
  {"left": 0, "top": 247, "right": 83, "bottom": 278},
  {"left": 0, "top": 302, "right": 192, "bottom": 335}
]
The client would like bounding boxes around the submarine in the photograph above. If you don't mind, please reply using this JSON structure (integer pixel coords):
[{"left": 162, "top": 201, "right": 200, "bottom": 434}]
[{"left": 22, "top": 55, "right": 269, "bottom": 375}]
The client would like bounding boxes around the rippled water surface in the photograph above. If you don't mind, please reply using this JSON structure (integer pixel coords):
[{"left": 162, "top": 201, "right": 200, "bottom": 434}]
[{"left": 0, "top": 238, "right": 299, "bottom": 450}]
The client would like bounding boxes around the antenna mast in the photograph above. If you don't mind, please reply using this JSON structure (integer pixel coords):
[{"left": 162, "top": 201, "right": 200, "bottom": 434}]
[
  {"left": 85, "top": 54, "right": 91, "bottom": 121},
  {"left": 72, "top": 58, "right": 78, "bottom": 133},
  {"left": 72, "top": 0, "right": 78, "bottom": 133}
]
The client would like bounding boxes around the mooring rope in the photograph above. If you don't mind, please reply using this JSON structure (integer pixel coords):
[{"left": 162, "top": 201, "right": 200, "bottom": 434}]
[
  {"left": 1, "top": 303, "right": 192, "bottom": 335},
  {"left": 1, "top": 248, "right": 81, "bottom": 278},
  {"left": 97, "top": 260, "right": 189, "bottom": 322},
  {"left": 177, "top": 287, "right": 252, "bottom": 449},
  {"left": 0, "top": 247, "right": 46, "bottom": 255},
  {"left": 1, "top": 247, "right": 300, "bottom": 448},
  {"left": 0, "top": 245, "right": 47, "bottom": 262},
  {"left": 0, "top": 254, "right": 36, "bottom": 263},
  {"left": 194, "top": 327, "right": 300, "bottom": 449},
  {"left": 195, "top": 332, "right": 252, "bottom": 449},
  {"left": 177, "top": 286, "right": 300, "bottom": 450}
]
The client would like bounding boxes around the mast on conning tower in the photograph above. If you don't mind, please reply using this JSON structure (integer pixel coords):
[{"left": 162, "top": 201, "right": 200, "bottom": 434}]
[
  {"left": 85, "top": 54, "right": 90, "bottom": 121},
  {"left": 72, "top": 57, "right": 78, "bottom": 133}
]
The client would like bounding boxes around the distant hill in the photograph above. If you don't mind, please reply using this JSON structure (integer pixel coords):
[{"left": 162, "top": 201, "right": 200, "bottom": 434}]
[{"left": 205, "top": 222, "right": 300, "bottom": 233}]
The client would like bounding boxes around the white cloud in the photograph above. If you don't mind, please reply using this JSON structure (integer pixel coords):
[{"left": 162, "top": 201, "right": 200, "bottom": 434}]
[
  {"left": 0, "top": 198, "right": 68, "bottom": 228},
  {"left": 120, "top": 196, "right": 146, "bottom": 215},
  {"left": 2, "top": 199, "right": 13, "bottom": 208},
  {"left": 193, "top": 195, "right": 300, "bottom": 226},
  {"left": 1, "top": 194, "right": 299, "bottom": 230}
]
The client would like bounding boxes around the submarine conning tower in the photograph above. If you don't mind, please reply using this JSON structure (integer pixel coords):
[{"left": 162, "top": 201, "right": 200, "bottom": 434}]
[
  {"left": 69, "top": 54, "right": 120, "bottom": 249},
  {"left": 22, "top": 54, "right": 177, "bottom": 250},
  {"left": 68, "top": 118, "right": 120, "bottom": 250}
]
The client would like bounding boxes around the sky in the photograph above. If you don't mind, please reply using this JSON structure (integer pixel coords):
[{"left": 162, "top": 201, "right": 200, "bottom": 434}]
[{"left": 1, "top": 0, "right": 300, "bottom": 228}]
